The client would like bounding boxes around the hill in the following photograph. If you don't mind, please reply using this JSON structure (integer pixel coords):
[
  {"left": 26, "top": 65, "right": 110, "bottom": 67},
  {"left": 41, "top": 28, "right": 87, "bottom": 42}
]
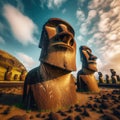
[
  {"left": 0, "top": 50, "right": 27, "bottom": 81},
  {"left": 0, "top": 50, "right": 26, "bottom": 72}
]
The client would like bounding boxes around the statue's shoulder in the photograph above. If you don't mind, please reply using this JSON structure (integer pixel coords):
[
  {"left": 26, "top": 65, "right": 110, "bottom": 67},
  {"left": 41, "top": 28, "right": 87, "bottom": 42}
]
[
  {"left": 26, "top": 66, "right": 42, "bottom": 84},
  {"left": 77, "top": 70, "right": 84, "bottom": 75}
]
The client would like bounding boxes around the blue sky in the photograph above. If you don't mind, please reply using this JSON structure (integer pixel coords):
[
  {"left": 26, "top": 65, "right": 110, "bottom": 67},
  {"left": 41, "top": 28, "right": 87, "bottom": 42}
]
[{"left": 0, "top": 0, "right": 120, "bottom": 77}]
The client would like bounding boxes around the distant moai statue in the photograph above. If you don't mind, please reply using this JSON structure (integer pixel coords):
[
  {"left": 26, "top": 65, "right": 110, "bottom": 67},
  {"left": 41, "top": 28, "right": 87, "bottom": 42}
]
[
  {"left": 105, "top": 74, "right": 110, "bottom": 84},
  {"left": 4, "top": 66, "right": 12, "bottom": 80},
  {"left": 98, "top": 72, "right": 104, "bottom": 83},
  {"left": 14, "top": 74, "right": 18, "bottom": 80},
  {"left": 77, "top": 46, "right": 100, "bottom": 93},
  {"left": 20, "top": 70, "right": 27, "bottom": 81},
  {"left": 117, "top": 75, "right": 120, "bottom": 82},
  {"left": 110, "top": 69, "right": 118, "bottom": 84}
]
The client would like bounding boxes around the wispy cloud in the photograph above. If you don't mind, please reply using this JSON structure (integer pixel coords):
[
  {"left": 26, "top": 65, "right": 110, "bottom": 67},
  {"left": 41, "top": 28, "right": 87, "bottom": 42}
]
[
  {"left": 17, "top": 52, "right": 36, "bottom": 70},
  {"left": 40, "top": 0, "right": 67, "bottom": 9},
  {"left": 76, "top": 0, "right": 120, "bottom": 75},
  {"left": 62, "top": 8, "right": 66, "bottom": 14},
  {"left": 0, "top": 36, "right": 5, "bottom": 44},
  {"left": 76, "top": 9, "right": 85, "bottom": 23},
  {"left": 3, "top": 4, "right": 38, "bottom": 46}
]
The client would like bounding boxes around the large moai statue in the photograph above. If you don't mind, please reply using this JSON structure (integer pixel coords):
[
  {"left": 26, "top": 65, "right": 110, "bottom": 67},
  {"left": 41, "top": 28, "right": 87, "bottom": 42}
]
[
  {"left": 4, "top": 66, "right": 12, "bottom": 80},
  {"left": 110, "top": 69, "right": 118, "bottom": 84},
  {"left": 77, "top": 46, "right": 100, "bottom": 93},
  {"left": 23, "top": 18, "right": 77, "bottom": 111},
  {"left": 98, "top": 72, "right": 104, "bottom": 83},
  {"left": 105, "top": 74, "right": 110, "bottom": 84}
]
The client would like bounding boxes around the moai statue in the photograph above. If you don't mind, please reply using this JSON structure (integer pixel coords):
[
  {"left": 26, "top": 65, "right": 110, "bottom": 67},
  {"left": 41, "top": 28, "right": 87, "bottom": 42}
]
[
  {"left": 117, "top": 75, "right": 120, "bottom": 82},
  {"left": 14, "top": 74, "right": 18, "bottom": 80},
  {"left": 77, "top": 46, "right": 100, "bottom": 93},
  {"left": 20, "top": 70, "right": 27, "bottom": 81},
  {"left": 23, "top": 18, "right": 77, "bottom": 111},
  {"left": 105, "top": 74, "right": 110, "bottom": 84},
  {"left": 110, "top": 69, "right": 118, "bottom": 84},
  {"left": 4, "top": 66, "right": 12, "bottom": 81},
  {"left": 98, "top": 72, "right": 104, "bottom": 83}
]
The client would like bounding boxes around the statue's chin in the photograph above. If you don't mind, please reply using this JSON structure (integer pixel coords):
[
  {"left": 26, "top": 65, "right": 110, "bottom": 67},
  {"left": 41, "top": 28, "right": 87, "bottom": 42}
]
[
  {"left": 88, "top": 64, "right": 97, "bottom": 72},
  {"left": 40, "top": 49, "right": 76, "bottom": 72}
]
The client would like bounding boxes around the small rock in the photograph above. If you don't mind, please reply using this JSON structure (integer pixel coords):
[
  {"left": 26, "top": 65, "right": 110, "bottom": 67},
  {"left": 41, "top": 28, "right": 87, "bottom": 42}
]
[
  {"left": 74, "top": 115, "right": 82, "bottom": 120},
  {"left": 100, "top": 113, "right": 119, "bottom": 120},
  {"left": 112, "top": 90, "right": 120, "bottom": 94},
  {"left": 98, "top": 108, "right": 103, "bottom": 113},
  {"left": 93, "top": 103, "right": 99, "bottom": 108},
  {"left": 86, "top": 103, "right": 93, "bottom": 108},
  {"left": 74, "top": 104, "right": 80, "bottom": 108},
  {"left": 82, "top": 108, "right": 90, "bottom": 117},
  {"left": 113, "top": 109, "right": 120, "bottom": 119},
  {"left": 66, "top": 109, "right": 73, "bottom": 113},
  {"left": 102, "top": 95, "right": 108, "bottom": 100},
  {"left": 2, "top": 107, "right": 11, "bottom": 115},
  {"left": 66, "top": 116, "right": 74, "bottom": 120},
  {"left": 36, "top": 113, "right": 41, "bottom": 118},
  {"left": 60, "top": 112, "right": 67, "bottom": 116},
  {"left": 29, "top": 115, "right": 34, "bottom": 119},
  {"left": 75, "top": 107, "right": 83, "bottom": 112},
  {"left": 117, "top": 105, "right": 120, "bottom": 110},
  {"left": 95, "top": 98, "right": 102, "bottom": 103},
  {"left": 8, "top": 114, "right": 29, "bottom": 120},
  {"left": 100, "top": 101, "right": 111, "bottom": 109},
  {"left": 48, "top": 112, "right": 60, "bottom": 120}
]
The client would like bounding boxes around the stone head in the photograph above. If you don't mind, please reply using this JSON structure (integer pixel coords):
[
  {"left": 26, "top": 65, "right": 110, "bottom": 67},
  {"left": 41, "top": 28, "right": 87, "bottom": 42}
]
[
  {"left": 79, "top": 46, "right": 97, "bottom": 72},
  {"left": 98, "top": 72, "right": 103, "bottom": 77},
  {"left": 105, "top": 74, "right": 109, "bottom": 78},
  {"left": 39, "top": 18, "right": 76, "bottom": 71}
]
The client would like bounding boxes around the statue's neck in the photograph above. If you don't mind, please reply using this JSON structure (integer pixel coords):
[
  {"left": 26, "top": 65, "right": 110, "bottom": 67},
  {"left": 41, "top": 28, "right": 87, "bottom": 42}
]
[
  {"left": 40, "top": 63, "right": 70, "bottom": 80},
  {"left": 82, "top": 68, "right": 95, "bottom": 75}
]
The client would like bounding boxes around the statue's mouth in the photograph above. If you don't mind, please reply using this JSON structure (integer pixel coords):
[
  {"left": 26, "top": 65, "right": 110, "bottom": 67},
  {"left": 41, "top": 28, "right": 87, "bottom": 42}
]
[
  {"left": 88, "top": 60, "right": 96, "bottom": 64},
  {"left": 50, "top": 42, "right": 73, "bottom": 51}
]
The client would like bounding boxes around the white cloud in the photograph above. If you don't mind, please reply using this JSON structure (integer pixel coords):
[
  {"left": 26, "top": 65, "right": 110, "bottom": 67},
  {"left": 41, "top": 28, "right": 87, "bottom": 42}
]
[
  {"left": 87, "top": 10, "right": 97, "bottom": 20},
  {"left": 3, "top": 4, "right": 38, "bottom": 46},
  {"left": 76, "top": 0, "right": 120, "bottom": 76},
  {"left": 76, "top": 9, "right": 85, "bottom": 23},
  {"left": 0, "top": 36, "right": 5, "bottom": 44},
  {"left": 77, "top": 35, "right": 84, "bottom": 42},
  {"left": 40, "top": 0, "right": 67, "bottom": 9},
  {"left": 17, "top": 52, "right": 36, "bottom": 70}
]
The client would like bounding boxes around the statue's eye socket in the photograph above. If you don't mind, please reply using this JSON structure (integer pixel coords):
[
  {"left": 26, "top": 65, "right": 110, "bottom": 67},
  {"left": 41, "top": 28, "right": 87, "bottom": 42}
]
[
  {"left": 70, "top": 39, "right": 74, "bottom": 46},
  {"left": 86, "top": 50, "right": 92, "bottom": 56}
]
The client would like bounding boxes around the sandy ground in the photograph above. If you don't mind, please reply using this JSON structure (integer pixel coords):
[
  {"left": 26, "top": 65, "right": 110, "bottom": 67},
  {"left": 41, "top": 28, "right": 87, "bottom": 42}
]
[{"left": 0, "top": 87, "right": 120, "bottom": 120}]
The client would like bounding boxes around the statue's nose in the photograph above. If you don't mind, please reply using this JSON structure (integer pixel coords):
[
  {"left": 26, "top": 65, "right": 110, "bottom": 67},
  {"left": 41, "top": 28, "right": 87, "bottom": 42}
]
[
  {"left": 59, "top": 34, "right": 74, "bottom": 46},
  {"left": 56, "top": 24, "right": 74, "bottom": 46},
  {"left": 89, "top": 54, "right": 97, "bottom": 60}
]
